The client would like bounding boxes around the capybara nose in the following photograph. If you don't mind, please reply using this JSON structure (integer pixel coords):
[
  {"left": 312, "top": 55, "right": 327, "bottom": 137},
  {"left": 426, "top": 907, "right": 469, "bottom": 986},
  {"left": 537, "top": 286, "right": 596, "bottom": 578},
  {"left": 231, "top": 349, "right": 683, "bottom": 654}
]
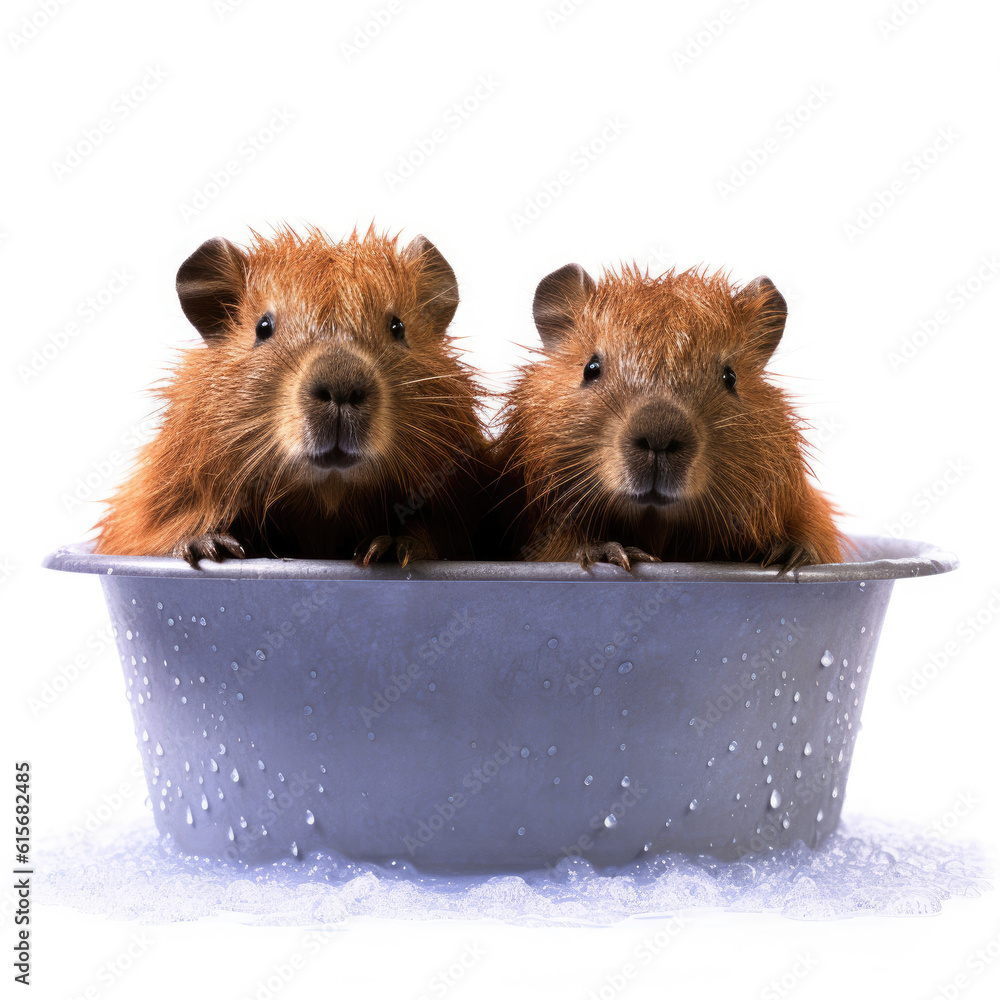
[
  {"left": 309, "top": 379, "right": 369, "bottom": 409},
  {"left": 302, "top": 349, "right": 380, "bottom": 470},
  {"left": 631, "top": 431, "right": 689, "bottom": 458},
  {"left": 304, "top": 347, "right": 379, "bottom": 414},
  {"left": 626, "top": 401, "right": 698, "bottom": 502}
]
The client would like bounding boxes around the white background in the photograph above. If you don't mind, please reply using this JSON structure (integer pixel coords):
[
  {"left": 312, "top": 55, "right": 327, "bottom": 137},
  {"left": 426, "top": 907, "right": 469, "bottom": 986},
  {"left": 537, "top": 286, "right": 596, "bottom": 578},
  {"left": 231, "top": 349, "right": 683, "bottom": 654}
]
[{"left": 3, "top": 0, "right": 999, "bottom": 997}]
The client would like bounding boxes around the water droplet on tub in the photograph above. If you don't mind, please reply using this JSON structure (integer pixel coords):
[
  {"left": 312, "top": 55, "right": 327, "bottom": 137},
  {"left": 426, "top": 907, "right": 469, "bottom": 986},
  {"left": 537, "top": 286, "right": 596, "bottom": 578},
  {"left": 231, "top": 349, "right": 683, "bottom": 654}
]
[
  {"left": 167, "top": 618, "right": 174, "bottom": 626},
  {"left": 773, "top": 688, "right": 781, "bottom": 698},
  {"left": 688, "top": 799, "right": 698, "bottom": 811},
  {"left": 201, "top": 793, "right": 209, "bottom": 810},
  {"left": 762, "top": 755, "right": 769, "bottom": 765},
  {"left": 291, "top": 841, "right": 299, "bottom": 857},
  {"left": 817, "top": 809, "right": 824, "bottom": 822},
  {"left": 543, "top": 679, "right": 551, "bottom": 689},
  {"left": 141, "top": 729, "right": 149, "bottom": 742},
  {"left": 604, "top": 644, "right": 615, "bottom": 654},
  {"left": 793, "top": 691, "right": 800, "bottom": 703},
  {"left": 304, "top": 706, "right": 312, "bottom": 716},
  {"left": 584, "top": 774, "right": 594, "bottom": 786},
  {"left": 756, "top": 740, "right": 762, "bottom": 749},
  {"left": 520, "top": 747, "right": 530, "bottom": 758},
  {"left": 548, "top": 746, "right": 557, "bottom": 756},
  {"left": 803, "top": 743, "right": 813, "bottom": 756},
  {"left": 820, "top": 650, "right": 834, "bottom": 668},
  {"left": 593, "top": 686, "right": 601, "bottom": 695},
  {"left": 618, "top": 661, "right": 633, "bottom": 674},
  {"left": 770, "top": 790, "right": 781, "bottom": 809},
  {"left": 842, "top": 659, "right": 849, "bottom": 668},
  {"left": 604, "top": 814, "right": 618, "bottom": 829},
  {"left": 621, "top": 775, "right": 630, "bottom": 788},
  {"left": 517, "top": 826, "right": 526, "bottom": 836},
  {"left": 228, "top": 825, "right": 235, "bottom": 841},
  {"left": 256, "top": 649, "right": 266, "bottom": 661},
  {"left": 826, "top": 691, "right": 834, "bottom": 701},
  {"left": 186, "top": 806, "right": 193, "bottom": 825},
  {"left": 547, "top": 638, "right": 558, "bottom": 649},
  {"left": 729, "top": 742, "right": 738, "bottom": 752},
  {"left": 305, "top": 809, "right": 315, "bottom": 825},
  {"left": 230, "top": 768, "right": 239, "bottom": 781}
]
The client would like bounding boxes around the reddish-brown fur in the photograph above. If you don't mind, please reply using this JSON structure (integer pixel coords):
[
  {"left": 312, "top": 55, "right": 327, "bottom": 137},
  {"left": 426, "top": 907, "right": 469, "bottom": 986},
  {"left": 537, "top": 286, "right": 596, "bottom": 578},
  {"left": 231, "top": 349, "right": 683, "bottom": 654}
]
[
  {"left": 490, "top": 263, "right": 845, "bottom": 570},
  {"left": 94, "top": 226, "right": 487, "bottom": 566}
]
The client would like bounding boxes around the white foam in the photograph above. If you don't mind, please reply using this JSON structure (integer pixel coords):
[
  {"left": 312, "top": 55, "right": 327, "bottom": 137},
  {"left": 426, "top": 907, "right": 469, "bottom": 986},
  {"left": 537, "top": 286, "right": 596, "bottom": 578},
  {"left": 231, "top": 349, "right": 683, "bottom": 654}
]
[{"left": 36, "top": 814, "right": 992, "bottom": 926}]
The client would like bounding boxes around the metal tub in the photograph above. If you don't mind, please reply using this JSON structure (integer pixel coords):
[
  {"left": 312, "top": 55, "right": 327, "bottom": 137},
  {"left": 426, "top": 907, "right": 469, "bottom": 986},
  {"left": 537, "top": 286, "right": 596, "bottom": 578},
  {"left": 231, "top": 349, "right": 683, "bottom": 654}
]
[{"left": 43, "top": 536, "right": 956, "bottom": 870}]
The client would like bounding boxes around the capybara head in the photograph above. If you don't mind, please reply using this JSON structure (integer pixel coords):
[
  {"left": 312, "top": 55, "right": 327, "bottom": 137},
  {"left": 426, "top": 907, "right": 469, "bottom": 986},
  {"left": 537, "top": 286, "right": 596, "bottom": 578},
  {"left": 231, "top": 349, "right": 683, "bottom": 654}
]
[
  {"left": 174, "top": 226, "right": 468, "bottom": 492},
  {"left": 501, "top": 261, "right": 841, "bottom": 567},
  {"left": 522, "top": 263, "right": 788, "bottom": 517}
]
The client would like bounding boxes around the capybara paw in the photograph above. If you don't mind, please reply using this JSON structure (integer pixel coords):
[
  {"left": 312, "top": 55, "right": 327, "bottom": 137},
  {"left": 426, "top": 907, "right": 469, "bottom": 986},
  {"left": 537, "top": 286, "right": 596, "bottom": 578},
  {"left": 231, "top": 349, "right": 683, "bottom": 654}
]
[
  {"left": 764, "top": 539, "right": 822, "bottom": 574},
  {"left": 624, "top": 546, "right": 660, "bottom": 565},
  {"left": 173, "top": 532, "right": 246, "bottom": 567},
  {"left": 576, "top": 540, "right": 656, "bottom": 571},
  {"left": 354, "top": 535, "right": 395, "bottom": 567},
  {"left": 395, "top": 536, "right": 436, "bottom": 568}
]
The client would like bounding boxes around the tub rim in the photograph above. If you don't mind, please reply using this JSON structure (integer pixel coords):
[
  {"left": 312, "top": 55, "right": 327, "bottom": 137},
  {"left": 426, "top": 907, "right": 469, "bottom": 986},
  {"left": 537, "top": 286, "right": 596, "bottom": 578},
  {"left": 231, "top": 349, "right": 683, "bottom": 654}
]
[{"left": 42, "top": 535, "right": 957, "bottom": 585}]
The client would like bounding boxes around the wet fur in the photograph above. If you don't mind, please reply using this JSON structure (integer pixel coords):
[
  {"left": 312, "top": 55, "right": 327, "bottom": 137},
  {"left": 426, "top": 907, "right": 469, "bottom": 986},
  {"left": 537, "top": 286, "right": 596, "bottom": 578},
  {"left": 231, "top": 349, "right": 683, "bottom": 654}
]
[
  {"left": 95, "top": 226, "right": 486, "bottom": 563},
  {"left": 491, "top": 265, "right": 845, "bottom": 569}
]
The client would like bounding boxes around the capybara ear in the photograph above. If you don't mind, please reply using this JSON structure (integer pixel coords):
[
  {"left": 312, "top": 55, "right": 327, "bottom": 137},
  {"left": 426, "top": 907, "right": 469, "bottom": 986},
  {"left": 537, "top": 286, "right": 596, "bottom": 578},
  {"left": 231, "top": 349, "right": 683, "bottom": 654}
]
[
  {"left": 733, "top": 275, "right": 787, "bottom": 364},
  {"left": 176, "top": 238, "right": 248, "bottom": 341},
  {"left": 402, "top": 235, "right": 459, "bottom": 331},
  {"left": 532, "top": 263, "right": 596, "bottom": 349}
]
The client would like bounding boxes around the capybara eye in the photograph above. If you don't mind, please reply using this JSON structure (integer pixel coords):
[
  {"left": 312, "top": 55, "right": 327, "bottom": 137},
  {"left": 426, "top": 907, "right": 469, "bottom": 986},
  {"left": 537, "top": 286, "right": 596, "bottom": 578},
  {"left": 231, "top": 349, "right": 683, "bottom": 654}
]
[
  {"left": 389, "top": 315, "right": 406, "bottom": 341},
  {"left": 723, "top": 365, "right": 737, "bottom": 392},
  {"left": 255, "top": 313, "right": 274, "bottom": 342},
  {"left": 583, "top": 356, "right": 602, "bottom": 382}
]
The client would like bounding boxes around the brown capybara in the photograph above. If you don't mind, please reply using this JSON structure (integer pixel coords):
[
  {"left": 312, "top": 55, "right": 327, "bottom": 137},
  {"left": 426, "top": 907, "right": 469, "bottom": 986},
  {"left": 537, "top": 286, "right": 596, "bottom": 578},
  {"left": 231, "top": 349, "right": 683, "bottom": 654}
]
[
  {"left": 94, "top": 226, "right": 486, "bottom": 567},
  {"left": 490, "top": 263, "right": 844, "bottom": 571}
]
